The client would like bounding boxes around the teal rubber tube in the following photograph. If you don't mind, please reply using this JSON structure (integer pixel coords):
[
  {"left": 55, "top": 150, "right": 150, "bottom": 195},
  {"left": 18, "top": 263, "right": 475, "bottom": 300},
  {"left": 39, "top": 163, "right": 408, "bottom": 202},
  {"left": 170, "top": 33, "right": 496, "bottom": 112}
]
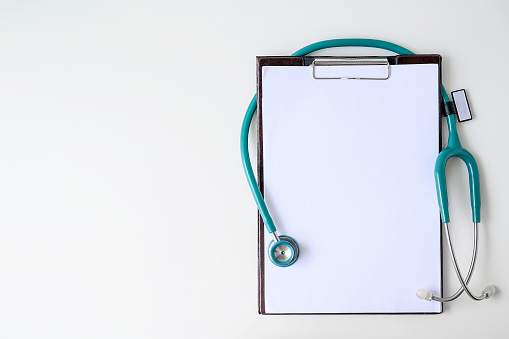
[
  {"left": 434, "top": 114, "right": 481, "bottom": 223},
  {"left": 241, "top": 38, "right": 461, "bottom": 235},
  {"left": 241, "top": 94, "right": 277, "bottom": 232}
]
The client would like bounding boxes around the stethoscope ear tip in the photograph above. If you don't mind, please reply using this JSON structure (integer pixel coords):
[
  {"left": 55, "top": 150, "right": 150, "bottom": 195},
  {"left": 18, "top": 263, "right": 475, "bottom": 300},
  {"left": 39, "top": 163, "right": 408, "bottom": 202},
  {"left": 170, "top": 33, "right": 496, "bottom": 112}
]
[
  {"left": 416, "top": 288, "right": 433, "bottom": 301},
  {"left": 482, "top": 285, "right": 496, "bottom": 299},
  {"left": 268, "top": 235, "right": 299, "bottom": 267}
]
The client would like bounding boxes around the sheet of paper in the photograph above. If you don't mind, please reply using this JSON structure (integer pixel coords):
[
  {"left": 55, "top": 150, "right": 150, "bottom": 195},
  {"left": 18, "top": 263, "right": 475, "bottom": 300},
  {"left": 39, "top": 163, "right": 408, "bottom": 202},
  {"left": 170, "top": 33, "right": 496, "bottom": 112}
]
[{"left": 261, "top": 64, "right": 441, "bottom": 314}]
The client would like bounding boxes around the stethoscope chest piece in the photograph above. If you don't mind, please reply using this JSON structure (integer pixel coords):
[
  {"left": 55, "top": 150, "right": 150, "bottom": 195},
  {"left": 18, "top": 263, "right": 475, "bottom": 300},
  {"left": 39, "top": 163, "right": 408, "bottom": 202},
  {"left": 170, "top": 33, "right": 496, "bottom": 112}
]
[{"left": 268, "top": 235, "right": 299, "bottom": 267}]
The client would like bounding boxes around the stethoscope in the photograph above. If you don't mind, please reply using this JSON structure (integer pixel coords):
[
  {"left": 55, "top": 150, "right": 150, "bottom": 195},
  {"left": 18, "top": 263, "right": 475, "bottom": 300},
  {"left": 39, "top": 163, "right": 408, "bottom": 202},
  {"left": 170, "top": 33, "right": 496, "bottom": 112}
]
[{"left": 241, "top": 38, "right": 495, "bottom": 302}]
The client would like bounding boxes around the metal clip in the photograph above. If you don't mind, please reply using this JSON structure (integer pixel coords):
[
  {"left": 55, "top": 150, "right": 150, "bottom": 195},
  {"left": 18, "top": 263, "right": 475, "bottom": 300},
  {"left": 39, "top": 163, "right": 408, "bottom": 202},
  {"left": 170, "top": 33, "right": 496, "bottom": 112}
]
[{"left": 311, "top": 57, "right": 390, "bottom": 80}]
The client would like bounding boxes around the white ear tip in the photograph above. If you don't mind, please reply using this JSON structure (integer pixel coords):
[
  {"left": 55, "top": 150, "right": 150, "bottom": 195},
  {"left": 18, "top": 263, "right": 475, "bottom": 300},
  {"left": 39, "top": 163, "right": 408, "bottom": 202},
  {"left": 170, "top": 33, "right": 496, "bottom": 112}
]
[
  {"left": 482, "top": 285, "right": 496, "bottom": 299},
  {"left": 416, "top": 288, "right": 433, "bottom": 301}
]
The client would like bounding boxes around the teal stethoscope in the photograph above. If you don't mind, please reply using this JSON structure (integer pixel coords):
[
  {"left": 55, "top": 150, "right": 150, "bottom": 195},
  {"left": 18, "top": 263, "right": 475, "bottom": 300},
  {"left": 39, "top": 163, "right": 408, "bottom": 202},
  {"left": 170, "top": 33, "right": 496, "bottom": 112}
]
[{"left": 241, "top": 38, "right": 495, "bottom": 302}]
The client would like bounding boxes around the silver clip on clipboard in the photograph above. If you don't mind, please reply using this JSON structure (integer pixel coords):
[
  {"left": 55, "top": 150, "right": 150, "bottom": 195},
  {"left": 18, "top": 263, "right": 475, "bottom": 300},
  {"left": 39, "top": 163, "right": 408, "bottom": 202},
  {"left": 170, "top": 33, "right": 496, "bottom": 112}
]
[{"left": 312, "top": 58, "right": 391, "bottom": 80}]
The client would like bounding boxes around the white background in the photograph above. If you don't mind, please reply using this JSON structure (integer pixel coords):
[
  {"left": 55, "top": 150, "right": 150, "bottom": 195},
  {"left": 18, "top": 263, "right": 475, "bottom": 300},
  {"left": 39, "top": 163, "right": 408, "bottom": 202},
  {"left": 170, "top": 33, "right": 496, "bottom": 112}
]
[{"left": 0, "top": 0, "right": 508, "bottom": 338}]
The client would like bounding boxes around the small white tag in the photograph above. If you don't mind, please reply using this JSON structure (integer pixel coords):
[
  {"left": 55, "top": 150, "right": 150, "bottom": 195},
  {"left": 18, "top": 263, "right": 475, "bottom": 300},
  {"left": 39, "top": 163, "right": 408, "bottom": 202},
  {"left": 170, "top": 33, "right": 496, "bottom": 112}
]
[{"left": 452, "top": 89, "right": 472, "bottom": 122}]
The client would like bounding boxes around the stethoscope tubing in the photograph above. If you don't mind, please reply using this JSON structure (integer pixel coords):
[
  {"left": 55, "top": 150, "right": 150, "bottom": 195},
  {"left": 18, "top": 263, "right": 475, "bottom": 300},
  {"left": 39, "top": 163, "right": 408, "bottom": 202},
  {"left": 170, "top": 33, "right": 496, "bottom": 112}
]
[{"left": 241, "top": 39, "right": 450, "bottom": 236}]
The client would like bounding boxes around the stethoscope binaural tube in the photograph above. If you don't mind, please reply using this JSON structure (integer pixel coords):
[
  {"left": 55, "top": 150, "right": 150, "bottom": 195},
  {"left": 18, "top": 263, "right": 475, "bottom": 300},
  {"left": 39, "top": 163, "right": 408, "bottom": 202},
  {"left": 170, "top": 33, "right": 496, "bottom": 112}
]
[
  {"left": 418, "top": 106, "right": 495, "bottom": 302},
  {"left": 241, "top": 38, "right": 495, "bottom": 300}
]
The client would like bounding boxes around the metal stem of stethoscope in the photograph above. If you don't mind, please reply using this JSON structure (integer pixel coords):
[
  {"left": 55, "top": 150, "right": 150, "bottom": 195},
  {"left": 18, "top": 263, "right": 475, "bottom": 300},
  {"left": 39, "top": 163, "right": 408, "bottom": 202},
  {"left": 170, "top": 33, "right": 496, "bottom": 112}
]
[
  {"left": 441, "top": 222, "right": 494, "bottom": 301},
  {"left": 430, "top": 222, "right": 479, "bottom": 302},
  {"left": 417, "top": 221, "right": 495, "bottom": 301},
  {"left": 271, "top": 232, "right": 280, "bottom": 242}
]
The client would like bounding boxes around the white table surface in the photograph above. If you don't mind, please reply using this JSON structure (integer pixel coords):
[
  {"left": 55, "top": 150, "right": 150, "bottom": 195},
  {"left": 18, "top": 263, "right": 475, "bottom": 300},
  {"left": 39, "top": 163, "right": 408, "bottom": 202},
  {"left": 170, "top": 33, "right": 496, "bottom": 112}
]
[{"left": 0, "top": 0, "right": 508, "bottom": 338}]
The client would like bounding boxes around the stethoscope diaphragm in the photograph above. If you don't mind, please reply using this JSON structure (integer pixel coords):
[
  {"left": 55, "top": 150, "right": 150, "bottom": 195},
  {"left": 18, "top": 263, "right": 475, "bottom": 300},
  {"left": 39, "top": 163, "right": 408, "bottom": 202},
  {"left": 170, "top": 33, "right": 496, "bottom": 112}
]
[{"left": 268, "top": 235, "right": 299, "bottom": 267}]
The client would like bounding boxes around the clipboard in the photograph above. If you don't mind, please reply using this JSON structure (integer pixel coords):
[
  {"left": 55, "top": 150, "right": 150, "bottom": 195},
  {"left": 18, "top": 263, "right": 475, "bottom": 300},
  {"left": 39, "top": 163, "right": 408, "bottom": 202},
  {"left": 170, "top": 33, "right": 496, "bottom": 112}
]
[{"left": 256, "top": 55, "right": 443, "bottom": 314}]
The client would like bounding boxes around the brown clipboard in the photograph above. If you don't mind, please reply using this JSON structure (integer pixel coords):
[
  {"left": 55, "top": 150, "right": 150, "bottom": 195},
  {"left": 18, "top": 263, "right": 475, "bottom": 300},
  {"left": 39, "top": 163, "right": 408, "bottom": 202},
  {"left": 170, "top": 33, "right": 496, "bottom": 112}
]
[{"left": 256, "top": 54, "right": 443, "bottom": 315}]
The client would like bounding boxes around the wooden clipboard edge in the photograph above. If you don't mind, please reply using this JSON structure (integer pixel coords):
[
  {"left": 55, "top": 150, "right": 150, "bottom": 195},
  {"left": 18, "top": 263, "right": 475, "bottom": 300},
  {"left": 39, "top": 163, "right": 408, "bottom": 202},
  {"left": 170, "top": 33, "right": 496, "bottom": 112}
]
[
  {"left": 256, "top": 54, "right": 443, "bottom": 315},
  {"left": 257, "top": 56, "right": 304, "bottom": 314}
]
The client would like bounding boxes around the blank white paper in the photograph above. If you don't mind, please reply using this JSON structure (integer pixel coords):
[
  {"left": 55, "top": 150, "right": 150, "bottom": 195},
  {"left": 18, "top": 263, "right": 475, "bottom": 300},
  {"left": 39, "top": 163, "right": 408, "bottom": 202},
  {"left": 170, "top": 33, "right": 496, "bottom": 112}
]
[{"left": 261, "top": 64, "right": 441, "bottom": 314}]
